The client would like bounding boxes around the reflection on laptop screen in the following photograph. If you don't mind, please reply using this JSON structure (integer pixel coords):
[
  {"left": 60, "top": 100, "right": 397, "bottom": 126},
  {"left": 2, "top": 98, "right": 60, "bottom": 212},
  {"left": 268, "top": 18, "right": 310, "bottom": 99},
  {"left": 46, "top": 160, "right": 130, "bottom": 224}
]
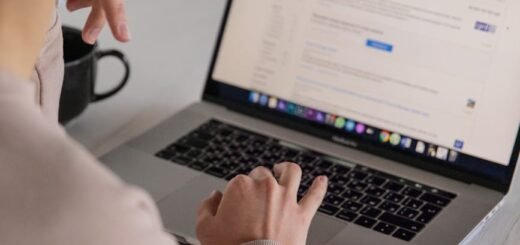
[{"left": 212, "top": 0, "right": 520, "bottom": 167}]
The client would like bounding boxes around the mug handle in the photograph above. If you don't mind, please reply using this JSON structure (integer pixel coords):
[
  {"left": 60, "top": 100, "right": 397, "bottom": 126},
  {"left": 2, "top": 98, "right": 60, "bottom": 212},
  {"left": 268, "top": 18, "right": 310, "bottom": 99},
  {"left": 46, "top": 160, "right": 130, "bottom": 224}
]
[{"left": 92, "top": 49, "right": 131, "bottom": 102}]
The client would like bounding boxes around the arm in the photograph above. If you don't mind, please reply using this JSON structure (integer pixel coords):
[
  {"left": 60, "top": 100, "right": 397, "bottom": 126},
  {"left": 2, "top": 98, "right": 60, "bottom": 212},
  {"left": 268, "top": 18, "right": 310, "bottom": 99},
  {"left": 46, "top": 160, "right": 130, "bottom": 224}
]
[{"left": 0, "top": 0, "right": 55, "bottom": 79}]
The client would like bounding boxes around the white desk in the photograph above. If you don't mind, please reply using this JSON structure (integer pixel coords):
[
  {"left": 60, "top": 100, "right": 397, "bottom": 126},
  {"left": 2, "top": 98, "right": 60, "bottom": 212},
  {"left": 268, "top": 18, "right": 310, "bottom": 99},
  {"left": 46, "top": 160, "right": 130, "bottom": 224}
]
[{"left": 60, "top": 1, "right": 520, "bottom": 244}]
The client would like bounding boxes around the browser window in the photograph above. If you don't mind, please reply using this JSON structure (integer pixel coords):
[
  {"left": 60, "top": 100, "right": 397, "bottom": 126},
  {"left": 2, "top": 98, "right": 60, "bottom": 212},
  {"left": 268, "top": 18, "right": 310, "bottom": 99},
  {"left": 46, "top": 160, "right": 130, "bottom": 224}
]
[{"left": 213, "top": 0, "right": 520, "bottom": 166}]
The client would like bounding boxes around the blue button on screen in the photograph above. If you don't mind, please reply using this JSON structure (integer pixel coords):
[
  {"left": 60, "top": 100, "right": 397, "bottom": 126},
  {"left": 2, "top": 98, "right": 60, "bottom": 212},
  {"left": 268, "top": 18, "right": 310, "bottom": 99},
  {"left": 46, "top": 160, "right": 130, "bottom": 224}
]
[{"left": 366, "top": 39, "right": 394, "bottom": 52}]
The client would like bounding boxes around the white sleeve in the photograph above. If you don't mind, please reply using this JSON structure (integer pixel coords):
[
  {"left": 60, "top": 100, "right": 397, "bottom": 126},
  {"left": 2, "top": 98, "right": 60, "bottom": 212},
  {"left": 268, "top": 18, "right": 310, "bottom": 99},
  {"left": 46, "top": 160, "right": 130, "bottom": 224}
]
[{"left": 0, "top": 71, "right": 178, "bottom": 245}]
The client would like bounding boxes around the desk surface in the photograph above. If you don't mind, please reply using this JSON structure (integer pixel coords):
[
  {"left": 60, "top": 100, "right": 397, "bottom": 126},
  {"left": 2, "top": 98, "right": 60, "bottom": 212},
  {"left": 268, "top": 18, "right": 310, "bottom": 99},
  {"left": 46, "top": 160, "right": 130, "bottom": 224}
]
[{"left": 60, "top": 1, "right": 520, "bottom": 244}]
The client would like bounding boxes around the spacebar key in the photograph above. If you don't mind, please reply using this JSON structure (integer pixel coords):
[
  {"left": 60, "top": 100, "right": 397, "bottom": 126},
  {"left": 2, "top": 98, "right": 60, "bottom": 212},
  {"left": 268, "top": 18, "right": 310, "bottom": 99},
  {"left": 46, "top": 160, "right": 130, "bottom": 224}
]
[{"left": 379, "top": 213, "right": 424, "bottom": 232}]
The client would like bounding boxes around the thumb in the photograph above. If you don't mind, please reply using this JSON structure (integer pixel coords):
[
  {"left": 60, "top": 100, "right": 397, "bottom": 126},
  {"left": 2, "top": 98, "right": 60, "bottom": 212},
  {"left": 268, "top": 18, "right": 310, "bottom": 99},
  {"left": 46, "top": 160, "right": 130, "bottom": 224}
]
[{"left": 197, "top": 190, "right": 223, "bottom": 221}]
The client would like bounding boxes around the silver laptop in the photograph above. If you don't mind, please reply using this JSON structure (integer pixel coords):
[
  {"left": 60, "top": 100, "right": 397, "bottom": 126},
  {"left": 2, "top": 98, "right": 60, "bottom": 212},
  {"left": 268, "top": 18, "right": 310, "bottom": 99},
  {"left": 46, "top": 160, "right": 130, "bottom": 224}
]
[{"left": 101, "top": 0, "right": 520, "bottom": 244}]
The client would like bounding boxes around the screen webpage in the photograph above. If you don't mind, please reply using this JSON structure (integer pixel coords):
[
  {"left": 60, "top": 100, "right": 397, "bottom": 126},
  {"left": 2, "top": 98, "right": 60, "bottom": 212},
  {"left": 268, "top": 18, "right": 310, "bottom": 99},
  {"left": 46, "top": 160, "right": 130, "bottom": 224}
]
[{"left": 213, "top": 0, "right": 520, "bottom": 166}]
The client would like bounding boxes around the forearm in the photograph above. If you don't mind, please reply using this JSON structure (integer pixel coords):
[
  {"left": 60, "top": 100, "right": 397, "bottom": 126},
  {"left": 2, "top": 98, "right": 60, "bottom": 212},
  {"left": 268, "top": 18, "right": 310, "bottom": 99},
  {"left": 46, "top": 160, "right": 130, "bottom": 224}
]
[{"left": 0, "top": 0, "right": 55, "bottom": 79}]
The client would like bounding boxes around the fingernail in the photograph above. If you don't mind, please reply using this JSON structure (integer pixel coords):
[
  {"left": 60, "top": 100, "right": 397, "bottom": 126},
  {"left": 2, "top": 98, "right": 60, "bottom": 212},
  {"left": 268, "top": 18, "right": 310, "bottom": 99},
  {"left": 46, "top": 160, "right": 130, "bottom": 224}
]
[
  {"left": 87, "top": 27, "right": 101, "bottom": 44},
  {"left": 118, "top": 23, "right": 131, "bottom": 41},
  {"left": 209, "top": 190, "right": 217, "bottom": 197},
  {"left": 319, "top": 176, "right": 328, "bottom": 182}
]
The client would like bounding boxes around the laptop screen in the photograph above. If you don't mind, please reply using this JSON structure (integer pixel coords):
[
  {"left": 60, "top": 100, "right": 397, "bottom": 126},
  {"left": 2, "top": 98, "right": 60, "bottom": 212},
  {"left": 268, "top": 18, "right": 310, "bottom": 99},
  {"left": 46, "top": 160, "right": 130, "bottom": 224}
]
[{"left": 206, "top": 0, "right": 520, "bottom": 188}]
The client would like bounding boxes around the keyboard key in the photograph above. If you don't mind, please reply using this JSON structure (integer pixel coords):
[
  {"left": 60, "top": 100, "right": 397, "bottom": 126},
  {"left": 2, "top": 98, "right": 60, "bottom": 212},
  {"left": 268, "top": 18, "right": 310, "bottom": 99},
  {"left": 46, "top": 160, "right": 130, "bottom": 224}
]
[
  {"left": 379, "top": 213, "right": 424, "bottom": 232},
  {"left": 416, "top": 212, "right": 436, "bottom": 224},
  {"left": 336, "top": 210, "right": 358, "bottom": 222},
  {"left": 348, "top": 171, "right": 368, "bottom": 181},
  {"left": 319, "top": 203, "right": 340, "bottom": 216},
  {"left": 348, "top": 181, "right": 368, "bottom": 192},
  {"left": 313, "top": 169, "right": 335, "bottom": 178},
  {"left": 331, "top": 165, "right": 351, "bottom": 175},
  {"left": 182, "top": 138, "right": 208, "bottom": 149},
  {"left": 403, "top": 198, "right": 424, "bottom": 210},
  {"left": 171, "top": 155, "right": 192, "bottom": 165},
  {"left": 354, "top": 216, "right": 377, "bottom": 228},
  {"left": 189, "top": 161, "right": 211, "bottom": 171},
  {"left": 331, "top": 175, "right": 350, "bottom": 186},
  {"left": 342, "top": 200, "right": 364, "bottom": 212},
  {"left": 168, "top": 143, "right": 191, "bottom": 154},
  {"left": 293, "top": 154, "right": 318, "bottom": 164},
  {"left": 360, "top": 195, "right": 382, "bottom": 206},
  {"left": 436, "top": 190, "right": 458, "bottom": 200},
  {"left": 373, "top": 222, "right": 397, "bottom": 235},
  {"left": 402, "top": 187, "right": 423, "bottom": 198},
  {"left": 205, "top": 166, "right": 230, "bottom": 178},
  {"left": 327, "top": 184, "right": 345, "bottom": 195},
  {"left": 421, "top": 203, "right": 442, "bottom": 215},
  {"left": 385, "top": 192, "right": 405, "bottom": 203},
  {"left": 379, "top": 201, "right": 400, "bottom": 213},
  {"left": 316, "top": 160, "right": 334, "bottom": 169},
  {"left": 186, "top": 149, "right": 203, "bottom": 158},
  {"left": 420, "top": 193, "right": 450, "bottom": 207},
  {"left": 325, "top": 194, "right": 345, "bottom": 206},
  {"left": 365, "top": 186, "right": 386, "bottom": 197},
  {"left": 393, "top": 228, "right": 416, "bottom": 241},
  {"left": 384, "top": 182, "right": 405, "bottom": 192},
  {"left": 156, "top": 150, "right": 177, "bottom": 160},
  {"left": 397, "top": 207, "right": 420, "bottom": 219},
  {"left": 366, "top": 176, "right": 387, "bottom": 186},
  {"left": 360, "top": 207, "right": 382, "bottom": 218},
  {"left": 342, "top": 189, "right": 363, "bottom": 200}
]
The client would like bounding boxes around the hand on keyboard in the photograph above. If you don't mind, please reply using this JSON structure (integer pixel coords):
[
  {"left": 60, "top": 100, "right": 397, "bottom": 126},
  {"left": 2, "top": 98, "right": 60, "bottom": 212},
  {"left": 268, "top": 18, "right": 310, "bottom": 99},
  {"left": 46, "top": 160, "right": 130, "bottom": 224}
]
[{"left": 196, "top": 163, "right": 328, "bottom": 245}]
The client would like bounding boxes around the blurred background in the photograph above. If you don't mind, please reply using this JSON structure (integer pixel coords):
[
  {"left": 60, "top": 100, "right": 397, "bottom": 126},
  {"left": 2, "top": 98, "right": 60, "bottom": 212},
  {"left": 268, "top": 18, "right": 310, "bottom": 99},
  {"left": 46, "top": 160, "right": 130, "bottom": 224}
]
[{"left": 59, "top": 0, "right": 225, "bottom": 157}]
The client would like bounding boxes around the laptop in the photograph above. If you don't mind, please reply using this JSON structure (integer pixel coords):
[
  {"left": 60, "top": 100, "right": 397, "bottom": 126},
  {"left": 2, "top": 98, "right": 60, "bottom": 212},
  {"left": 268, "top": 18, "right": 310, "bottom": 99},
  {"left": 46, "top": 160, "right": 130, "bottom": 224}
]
[{"left": 100, "top": 0, "right": 520, "bottom": 244}]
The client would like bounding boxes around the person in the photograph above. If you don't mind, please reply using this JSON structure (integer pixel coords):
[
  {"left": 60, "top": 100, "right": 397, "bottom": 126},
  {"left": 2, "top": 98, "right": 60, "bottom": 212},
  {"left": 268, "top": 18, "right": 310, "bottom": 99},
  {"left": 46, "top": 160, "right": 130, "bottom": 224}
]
[{"left": 0, "top": 1, "right": 329, "bottom": 244}]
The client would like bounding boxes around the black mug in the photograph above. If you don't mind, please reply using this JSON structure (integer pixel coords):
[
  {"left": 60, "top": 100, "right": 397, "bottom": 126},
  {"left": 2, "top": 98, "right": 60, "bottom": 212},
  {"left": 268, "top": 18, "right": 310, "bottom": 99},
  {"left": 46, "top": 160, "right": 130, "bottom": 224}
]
[{"left": 59, "top": 26, "right": 130, "bottom": 124}]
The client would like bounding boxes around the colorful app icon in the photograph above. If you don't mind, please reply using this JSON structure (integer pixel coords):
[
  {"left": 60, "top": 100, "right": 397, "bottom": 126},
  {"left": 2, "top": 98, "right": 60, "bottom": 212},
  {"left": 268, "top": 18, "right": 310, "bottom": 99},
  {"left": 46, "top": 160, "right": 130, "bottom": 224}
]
[
  {"left": 305, "top": 108, "right": 316, "bottom": 120},
  {"left": 436, "top": 147, "right": 449, "bottom": 160},
  {"left": 427, "top": 145, "right": 437, "bottom": 157},
  {"left": 454, "top": 140, "right": 464, "bottom": 150},
  {"left": 390, "top": 133, "right": 401, "bottom": 146},
  {"left": 277, "top": 100, "right": 287, "bottom": 111},
  {"left": 400, "top": 137, "right": 412, "bottom": 149},
  {"left": 249, "top": 91, "right": 260, "bottom": 103},
  {"left": 335, "top": 117, "right": 346, "bottom": 129},
  {"left": 448, "top": 150, "right": 459, "bottom": 162},
  {"left": 287, "top": 103, "right": 296, "bottom": 114},
  {"left": 346, "top": 120, "right": 356, "bottom": 132},
  {"left": 325, "top": 114, "right": 337, "bottom": 125},
  {"left": 366, "top": 128, "right": 375, "bottom": 135},
  {"left": 379, "top": 131, "right": 390, "bottom": 143},
  {"left": 355, "top": 123, "right": 366, "bottom": 134},
  {"left": 416, "top": 141, "right": 426, "bottom": 154},
  {"left": 315, "top": 112, "right": 325, "bottom": 123},
  {"left": 296, "top": 106, "right": 305, "bottom": 117},
  {"left": 259, "top": 94, "right": 269, "bottom": 106},
  {"left": 268, "top": 97, "right": 278, "bottom": 109}
]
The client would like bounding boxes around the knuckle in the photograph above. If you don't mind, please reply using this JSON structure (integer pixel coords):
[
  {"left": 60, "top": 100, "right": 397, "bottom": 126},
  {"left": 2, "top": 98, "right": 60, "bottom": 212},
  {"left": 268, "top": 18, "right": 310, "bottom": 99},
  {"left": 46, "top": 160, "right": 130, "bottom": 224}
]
[
  {"left": 229, "top": 174, "right": 250, "bottom": 187},
  {"left": 262, "top": 177, "right": 279, "bottom": 193},
  {"left": 287, "top": 163, "right": 302, "bottom": 173}
]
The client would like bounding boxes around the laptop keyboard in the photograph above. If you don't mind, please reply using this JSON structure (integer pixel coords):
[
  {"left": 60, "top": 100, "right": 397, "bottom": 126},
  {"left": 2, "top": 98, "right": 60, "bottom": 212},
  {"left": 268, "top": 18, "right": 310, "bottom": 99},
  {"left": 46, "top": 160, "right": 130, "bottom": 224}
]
[{"left": 155, "top": 120, "right": 457, "bottom": 242}]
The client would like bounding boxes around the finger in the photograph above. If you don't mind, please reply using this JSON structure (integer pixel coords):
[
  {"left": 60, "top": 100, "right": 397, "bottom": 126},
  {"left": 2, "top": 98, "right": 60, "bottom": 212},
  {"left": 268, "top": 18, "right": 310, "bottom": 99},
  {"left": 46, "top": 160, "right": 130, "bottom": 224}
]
[
  {"left": 82, "top": 2, "right": 106, "bottom": 44},
  {"left": 249, "top": 166, "right": 274, "bottom": 180},
  {"left": 197, "top": 190, "right": 223, "bottom": 220},
  {"left": 100, "top": 0, "right": 131, "bottom": 42},
  {"left": 67, "top": 0, "right": 93, "bottom": 11},
  {"left": 299, "top": 176, "right": 328, "bottom": 216},
  {"left": 273, "top": 162, "right": 302, "bottom": 195}
]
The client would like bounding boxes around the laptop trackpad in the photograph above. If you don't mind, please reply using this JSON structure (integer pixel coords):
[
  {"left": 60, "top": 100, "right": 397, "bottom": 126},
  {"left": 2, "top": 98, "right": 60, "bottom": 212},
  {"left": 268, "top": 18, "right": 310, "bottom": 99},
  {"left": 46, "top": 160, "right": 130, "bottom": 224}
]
[
  {"left": 308, "top": 214, "right": 346, "bottom": 244},
  {"left": 157, "top": 175, "right": 227, "bottom": 239},
  {"left": 158, "top": 174, "right": 345, "bottom": 243}
]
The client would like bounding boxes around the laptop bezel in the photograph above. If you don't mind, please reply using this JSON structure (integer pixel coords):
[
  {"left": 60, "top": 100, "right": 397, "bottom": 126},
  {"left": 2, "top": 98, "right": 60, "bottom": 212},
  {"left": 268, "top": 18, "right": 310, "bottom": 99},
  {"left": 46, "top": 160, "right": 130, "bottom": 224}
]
[{"left": 201, "top": 0, "right": 520, "bottom": 193}]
